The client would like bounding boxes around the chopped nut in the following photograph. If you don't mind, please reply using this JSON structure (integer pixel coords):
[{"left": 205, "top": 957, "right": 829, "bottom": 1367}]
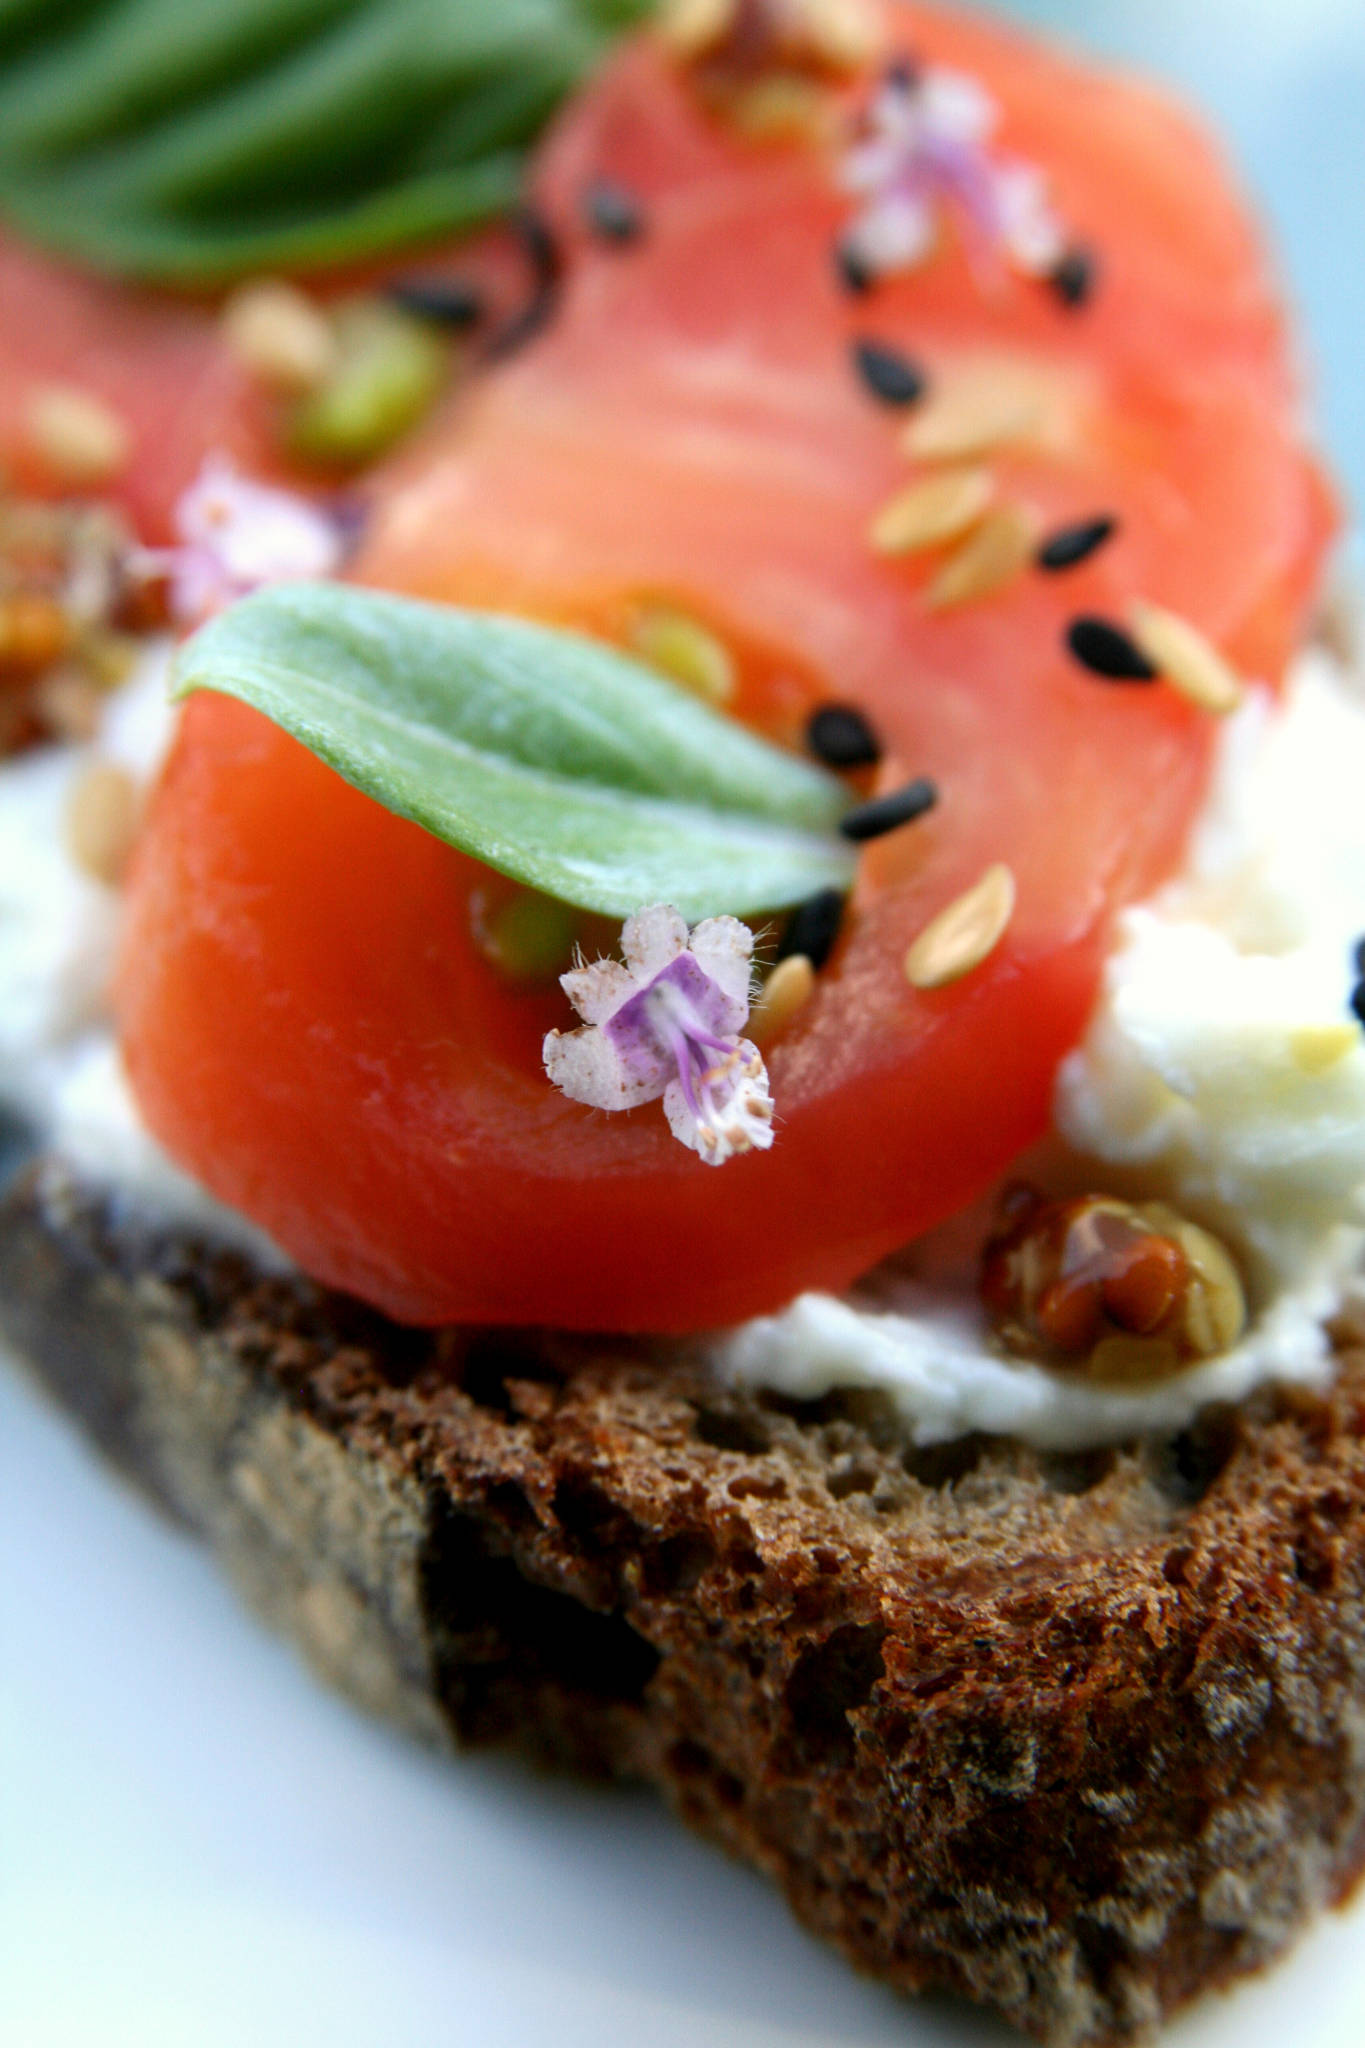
[
  {"left": 222, "top": 278, "right": 339, "bottom": 396},
  {"left": 630, "top": 605, "right": 736, "bottom": 705},
  {"left": 982, "top": 1186, "right": 1248, "bottom": 1379},
  {"left": 925, "top": 502, "right": 1037, "bottom": 609},
  {"left": 287, "top": 299, "right": 448, "bottom": 467},
  {"left": 869, "top": 465, "right": 994, "bottom": 556},
  {"left": 750, "top": 952, "right": 815, "bottom": 1041},
  {"left": 64, "top": 759, "right": 141, "bottom": 884},
  {"left": 1128, "top": 599, "right": 1243, "bottom": 714},
  {"left": 905, "top": 863, "right": 1015, "bottom": 990},
  {"left": 25, "top": 384, "right": 131, "bottom": 486},
  {"left": 0, "top": 591, "right": 71, "bottom": 675}
]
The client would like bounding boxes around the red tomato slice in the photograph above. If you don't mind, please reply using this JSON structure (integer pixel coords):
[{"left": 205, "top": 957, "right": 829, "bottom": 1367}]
[{"left": 117, "top": 11, "right": 1333, "bottom": 1331}]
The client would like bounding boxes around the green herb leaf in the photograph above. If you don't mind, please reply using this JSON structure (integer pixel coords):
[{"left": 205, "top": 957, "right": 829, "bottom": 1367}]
[
  {"left": 0, "top": 0, "right": 648, "bottom": 284},
  {"left": 173, "top": 584, "right": 858, "bottom": 921}
]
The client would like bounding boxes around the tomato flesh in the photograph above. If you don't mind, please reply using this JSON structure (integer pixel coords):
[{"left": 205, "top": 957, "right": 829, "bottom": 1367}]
[{"left": 116, "top": 12, "right": 1333, "bottom": 1330}]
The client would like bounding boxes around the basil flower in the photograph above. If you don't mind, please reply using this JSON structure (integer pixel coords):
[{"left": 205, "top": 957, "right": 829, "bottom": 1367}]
[{"left": 543, "top": 904, "right": 776, "bottom": 1165}]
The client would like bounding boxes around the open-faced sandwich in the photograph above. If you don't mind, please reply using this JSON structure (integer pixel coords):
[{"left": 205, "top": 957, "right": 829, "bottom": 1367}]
[{"left": 3, "top": 1, "right": 1365, "bottom": 2039}]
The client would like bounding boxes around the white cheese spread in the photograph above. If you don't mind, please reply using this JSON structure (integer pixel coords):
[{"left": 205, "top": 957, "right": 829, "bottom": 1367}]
[
  {"left": 0, "top": 644, "right": 287, "bottom": 1264},
  {"left": 2, "top": 641, "right": 1363, "bottom": 1445},
  {"left": 717, "top": 646, "right": 1365, "bottom": 1447}
]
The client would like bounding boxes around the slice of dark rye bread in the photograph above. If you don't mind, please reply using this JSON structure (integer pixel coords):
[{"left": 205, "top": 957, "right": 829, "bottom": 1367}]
[{"left": 5, "top": 1157, "right": 1365, "bottom": 2044}]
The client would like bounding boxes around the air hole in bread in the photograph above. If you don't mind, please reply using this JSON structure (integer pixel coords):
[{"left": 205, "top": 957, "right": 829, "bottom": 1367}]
[
  {"left": 458, "top": 1329, "right": 563, "bottom": 1417},
  {"left": 903, "top": 1435, "right": 986, "bottom": 1488},
  {"left": 640, "top": 1530, "right": 715, "bottom": 1595},
  {"left": 1149, "top": 1408, "right": 1238, "bottom": 1507},
  {"left": 782, "top": 1622, "right": 887, "bottom": 1768},
  {"left": 419, "top": 1505, "right": 660, "bottom": 1748},
  {"left": 825, "top": 1459, "right": 880, "bottom": 1500},
  {"left": 692, "top": 1402, "right": 772, "bottom": 1455},
  {"left": 1036, "top": 1448, "right": 1116, "bottom": 1496}
]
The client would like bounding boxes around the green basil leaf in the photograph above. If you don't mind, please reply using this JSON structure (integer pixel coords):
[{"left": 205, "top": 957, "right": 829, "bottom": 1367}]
[
  {"left": 0, "top": 0, "right": 648, "bottom": 284},
  {"left": 173, "top": 583, "right": 857, "bottom": 922}
]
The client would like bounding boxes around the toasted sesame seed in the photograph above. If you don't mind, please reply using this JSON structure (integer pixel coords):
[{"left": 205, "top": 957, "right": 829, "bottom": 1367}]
[
  {"left": 901, "top": 362, "right": 1056, "bottom": 463},
  {"left": 386, "top": 277, "right": 485, "bottom": 330},
  {"left": 852, "top": 339, "right": 926, "bottom": 407},
  {"left": 222, "top": 279, "right": 337, "bottom": 395},
  {"left": 583, "top": 180, "right": 645, "bottom": 244},
  {"left": 750, "top": 953, "right": 816, "bottom": 1043},
  {"left": 1037, "top": 514, "right": 1116, "bottom": 572},
  {"left": 25, "top": 385, "right": 130, "bottom": 486},
  {"left": 1049, "top": 246, "right": 1096, "bottom": 309},
  {"left": 1127, "top": 600, "right": 1243, "bottom": 714},
  {"left": 64, "top": 759, "right": 140, "bottom": 884},
  {"left": 732, "top": 75, "right": 830, "bottom": 140},
  {"left": 870, "top": 465, "right": 994, "bottom": 557},
  {"left": 659, "top": 0, "right": 734, "bottom": 57},
  {"left": 807, "top": 702, "right": 882, "bottom": 769},
  {"left": 1066, "top": 615, "right": 1158, "bottom": 682},
  {"left": 840, "top": 775, "right": 937, "bottom": 842},
  {"left": 801, "top": 0, "right": 880, "bottom": 69},
  {"left": 926, "top": 502, "right": 1037, "bottom": 610},
  {"left": 905, "top": 863, "right": 1015, "bottom": 989},
  {"left": 631, "top": 606, "right": 735, "bottom": 705},
  {"left": 778, "top": 887, "right": 845, "bottom": 970}
]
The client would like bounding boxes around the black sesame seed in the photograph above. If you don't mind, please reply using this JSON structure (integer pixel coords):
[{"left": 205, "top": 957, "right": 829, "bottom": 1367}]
[
  {"left": 807, "top": 702, "right": 883, "bottom": 769},
  {"left": 1352, "top": 980, "right": 1365, "bottom": 1030},
  {"left": 1049, "top": 246, "right": 1097, "bottom": 310},
  {"left": 778, "top": 888, "right": 846, "bottom": 971},
  {"left": 1066, "top": 616, "right": 1157, "bottom": 682},
  {"left": 851, "top": 339, "right": 926, "bottom": 408},
  {"left": 1037, "top": 515, "right": 1117, "bottom": 573},
  {"left": 583, "top": 179, "right": 644, "bottom": 245},
  {"left": 836, "top": 242, "right": 873, "bottom": 296},
  {"left": 485, "top": 205, "right": 563, "bottom": 361},
  {"left": 385, "top": 278, "right": 484, "bottom": 330},
  {"left": 884, "top": 56, "right": 920, "bottom": 91},
  {"left": 1354, "top": 935, "right": 1365, "bottom": 978},
  {"left": 839, "top": 775, "right": 938, "bottom": 842}
]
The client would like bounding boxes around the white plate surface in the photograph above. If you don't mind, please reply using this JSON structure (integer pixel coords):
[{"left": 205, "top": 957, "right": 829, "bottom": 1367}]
[{"left": 6, "top": 4, "right": 1365, "bottom": 2043}]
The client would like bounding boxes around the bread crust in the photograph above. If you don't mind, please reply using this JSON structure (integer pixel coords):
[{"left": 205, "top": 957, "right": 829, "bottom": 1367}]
[{"left": 5, "top": 1156, "right": 1365, "bottom": 2043}]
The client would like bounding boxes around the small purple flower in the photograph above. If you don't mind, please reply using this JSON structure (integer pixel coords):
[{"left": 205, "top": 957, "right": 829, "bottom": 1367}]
[
  {"left": 543, "top": 905, "right": 776, "bottom": 1165},
  {"left": 840, "top": 62, "right": 1065, "bottom": 285},
  {"left": 136, "top": 455, "right": 348, "bottom": 626}
]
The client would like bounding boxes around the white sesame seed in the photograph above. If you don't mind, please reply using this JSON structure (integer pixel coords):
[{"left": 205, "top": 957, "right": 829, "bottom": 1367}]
[
  {"left": 902, "top": 358, "right": 1070, "bottom": 464},
  {"left": 25, "top": 384, "right": 131, "bottom": 486},
  {"left": 904, "top": 863, "right": 1016, "bottom": 989},
  {"left": 749, "top": 953, "right": 816, "bottom": 1042},
  {"left": 222, "top": 278, "right": 338, "bottom": 396},
  {"left": 1127, "top": 600, "right": 1243, "bottom": 714},
  {"left": 925, "top": 502, "right": 1037, "bottom": 609},
  {"left": 630, "top": 606, "right": 736, "bottom": 705},
  {"left": 64, "top": 758, "right": 141, "bottom": 884},
  {"left": 869, "top": 464, "right": 994, "bottom": 556}
]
